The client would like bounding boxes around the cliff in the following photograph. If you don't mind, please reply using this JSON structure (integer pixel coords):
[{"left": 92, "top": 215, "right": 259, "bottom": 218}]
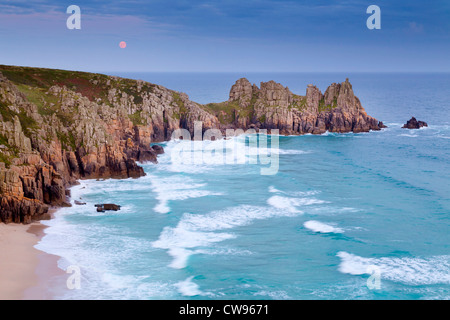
[
  {"left": 0, "top": 65, "right": 384, "bottom": 223},
  {"left": 204, "top": 78, "right": 385, "bottom": 134},
  {"left": 0, "top": 65, "right": 218, "bottom": 223}
]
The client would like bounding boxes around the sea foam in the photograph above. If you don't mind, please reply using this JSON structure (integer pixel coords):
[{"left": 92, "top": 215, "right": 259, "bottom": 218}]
[
  {"left": 152, "top": 203, "right": 311, "bottom": 269},
  {"left": 304, "top": 220, "right": 344, "bottom": 234},
  {"left": 174, "top": 276, "right": 204, "bottom": 297},
  {"left": 337, "top": 252, "right": 450, "bottom": 285},
  {"left": 148, "top": 174, "right": 222, "bottom": 214}
]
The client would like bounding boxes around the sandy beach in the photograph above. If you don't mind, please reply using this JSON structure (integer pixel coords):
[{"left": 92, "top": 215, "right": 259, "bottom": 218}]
[{"left": 0, "top": 215, "right": 66, "bottom": 300}]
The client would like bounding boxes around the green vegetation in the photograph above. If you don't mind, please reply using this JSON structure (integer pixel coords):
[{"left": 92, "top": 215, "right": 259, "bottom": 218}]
[
  {"left": 121, "top": 82, "right": 142, "bottom": 104},
  {"left": 56, "top": 131, "right": 77, "bottom": 151},
  {"left": 0, "top": 153, "right": 12, "bottom": 167},
  {"left": 0, "top": 99, "right": 37, "bottom": 137},
  {"left": 129, "top": 111, "right": 145, "bottom": 126},
  {"left": 15, "top": 82, "right": 78, "bottom": 128},
  {"left": 17, "top": 111, "right": 38, "bottom": 136},
  {"left": 291, "top": 95, "right": 307, "bottom": 111},
  {"left": 202, "top": 97, "right": 257, "bottom": 124},
  {"left": 0, "top": 66, "right": 160, "bottom": 134},
  {"left": 203, "top": 101, "right": 236, "bottom": 124},
  {"left": 0, "top": 133, "right": 19, "bottom": 168},
  {"left": 172, "top": 92, "right": 187, "bottom": 119},
  {"left": 318, "top": 97, "right": 338, "bottom": 113},
  {"left": 0, "top": 64, "right": 112, "bottom": 103},
  {"left": 0, "top": 133, "right": 9, "bottom": 146},
  {"left": 15, "top": 84, "right": 60, "bottom": 116},
  {"left": 118, "top": 78, "right": 155, "bottom": 105},
  {"left": 0, "top": 100, "right": 15, "bottom": 123}
]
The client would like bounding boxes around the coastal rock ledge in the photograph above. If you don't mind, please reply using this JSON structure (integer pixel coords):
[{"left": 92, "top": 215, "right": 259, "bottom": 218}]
[{"left": 0, "top": 65, "right": 385, "bottom": 223}]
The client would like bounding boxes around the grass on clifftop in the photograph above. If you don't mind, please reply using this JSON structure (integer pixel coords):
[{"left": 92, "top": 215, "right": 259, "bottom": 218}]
[
  {"left": 0, "top": 65, "right": 164, "bottom": 135},
  {"left": 203, "top": 101, "right": 238, "bottom": 124},
  {"left": 0, "top": 65, "right": 156, "bottom": 106},
  {"left": 0, "top": 65, "right": 109, "bottom": 101}
]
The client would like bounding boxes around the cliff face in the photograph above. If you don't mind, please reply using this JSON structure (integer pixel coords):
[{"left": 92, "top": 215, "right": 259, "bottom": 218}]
[
  {"left": 0, "top": 65, "right": 219, "bottom": 223},
  {"left": 205, "top": 78, "right": 385, "bottom": 134},
  {"left": 0, "top": 65, "right": 384, "bottom": 223}
]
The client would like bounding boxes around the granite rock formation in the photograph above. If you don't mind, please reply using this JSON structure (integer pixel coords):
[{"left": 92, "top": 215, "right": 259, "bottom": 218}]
[
  {"left": 0, "top": 65, "right": 385, "bottom": 223},
  {"left": 204, "top": 78, "right": 385, "bottom": 135},
  {"left": 0, "top": 65, "right": 219, "bottom": 223},
  {"left": 402, "top": 117, "right": 428, "bottom": 129}
]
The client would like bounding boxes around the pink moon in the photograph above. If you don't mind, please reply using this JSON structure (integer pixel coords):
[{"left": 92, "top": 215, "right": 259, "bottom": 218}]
[{"left": 119, "top": 41, "right": 127, "bottom": 49}]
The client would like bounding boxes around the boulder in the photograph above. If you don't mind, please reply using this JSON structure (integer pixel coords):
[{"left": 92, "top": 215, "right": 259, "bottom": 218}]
[
  {"left": 95, "top": 203, "right": 121, "bottom": 212},
  {"left": 138, "top": 150, "right": 158, "bottom": 163},
  {"left": 378, "top": 121, "right": 387, "bottom": 128},
  {"left": 151, "top": 145, "right": 165, "bottom": 155}
]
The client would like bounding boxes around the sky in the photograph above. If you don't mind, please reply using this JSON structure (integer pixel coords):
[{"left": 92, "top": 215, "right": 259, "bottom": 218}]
[{"left": 0, "top": 0, "right": 449, "bottom": 72}]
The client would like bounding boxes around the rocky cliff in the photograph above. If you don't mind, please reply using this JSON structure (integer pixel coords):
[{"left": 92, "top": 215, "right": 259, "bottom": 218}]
[
  {"left": 0, "top": 65, "right": 384, "bottom": 223},
  {"left": 205, "top": 78, "right": 385, "bottom": 134},
  {"left": 0, "top": 65, "right": 219, "bottom": 223}
]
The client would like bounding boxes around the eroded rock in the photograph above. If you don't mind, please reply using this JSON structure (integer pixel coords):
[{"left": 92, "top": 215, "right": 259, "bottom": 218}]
[{"left": 402, "top": 117, "right": 428, "bottom": 129}]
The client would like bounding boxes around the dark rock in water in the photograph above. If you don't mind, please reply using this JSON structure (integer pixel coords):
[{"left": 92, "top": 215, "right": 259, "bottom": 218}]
[
  {"left": 138, "top": 150, "right": 158, "bottom": 163},
  {"left": 95, "top": 203, "right": 121, "bottom": 212},
  {"left": 104, "top": 204, "right": 121, "bottom": 211},
  {"left": 151, "top": 145, "right": 165, "bottom": 155},
  {"left": 61, "top": 202, "right": 72, "bottom": 207},
  {"left": 402, "top": 117, "right": 428, "bottom": 129},
  {"left": 378, "top": 121, "right": 387, "bottom": 129},
  {"left": 74, "top": 200, "right": 86, "bottom": 205}
]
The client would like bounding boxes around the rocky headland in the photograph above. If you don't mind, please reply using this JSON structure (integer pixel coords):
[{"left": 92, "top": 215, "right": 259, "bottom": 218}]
[
  {"left": 0, "top": 65, "right": 385, "bottom": 223},
  {"left": 205, "top": 77, "right": 385, "bottom": 134}
]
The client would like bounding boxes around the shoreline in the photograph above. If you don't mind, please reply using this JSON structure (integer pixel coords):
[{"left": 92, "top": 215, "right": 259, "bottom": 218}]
[{"left": 0, "top": 209, "right": 66, "bottom": 300}]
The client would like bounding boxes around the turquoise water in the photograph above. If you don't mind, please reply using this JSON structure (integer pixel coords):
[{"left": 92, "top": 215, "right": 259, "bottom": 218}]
[{"left": 37, "top": 73, "right": 450, "bottom": 300}]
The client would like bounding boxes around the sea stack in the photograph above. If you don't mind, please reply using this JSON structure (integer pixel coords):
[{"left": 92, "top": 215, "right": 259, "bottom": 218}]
[{"left": 402, "top": 117, "right": 428, "bottom": 129}]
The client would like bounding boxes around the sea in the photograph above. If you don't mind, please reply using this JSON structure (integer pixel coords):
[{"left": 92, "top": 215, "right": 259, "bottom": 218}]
[{"left": 36, "top": 73, "right": 450, "bottom": 300}]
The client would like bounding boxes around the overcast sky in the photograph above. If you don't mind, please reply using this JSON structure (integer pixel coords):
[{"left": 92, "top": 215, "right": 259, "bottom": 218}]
[{"left": 0, "top": 0, "right": 449, "bottom": 72}]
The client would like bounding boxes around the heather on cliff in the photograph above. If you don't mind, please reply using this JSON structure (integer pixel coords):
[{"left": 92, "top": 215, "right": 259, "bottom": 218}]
[{"left": 0, "top": 65, "right": 384, "bottom": 223}]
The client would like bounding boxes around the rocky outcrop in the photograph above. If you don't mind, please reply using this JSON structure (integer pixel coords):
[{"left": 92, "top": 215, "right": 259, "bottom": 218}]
[
  {"left": 95, "top": 204, "right": 121, "bottom": 212},
  {"left": 0, "top": 65, "right": 221, "bottom": 223},
  {"left": 207, "top": 78, "right": 385, "bottom": 135},
  {"left": 403, "top": 117, "right": 428, "bottom": 129},
  {"left": 0, "top": 65, "right": 385, "bottom": 223},
  {"left": 151, "top": 145, "right": 164, "bottom": 155}
]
